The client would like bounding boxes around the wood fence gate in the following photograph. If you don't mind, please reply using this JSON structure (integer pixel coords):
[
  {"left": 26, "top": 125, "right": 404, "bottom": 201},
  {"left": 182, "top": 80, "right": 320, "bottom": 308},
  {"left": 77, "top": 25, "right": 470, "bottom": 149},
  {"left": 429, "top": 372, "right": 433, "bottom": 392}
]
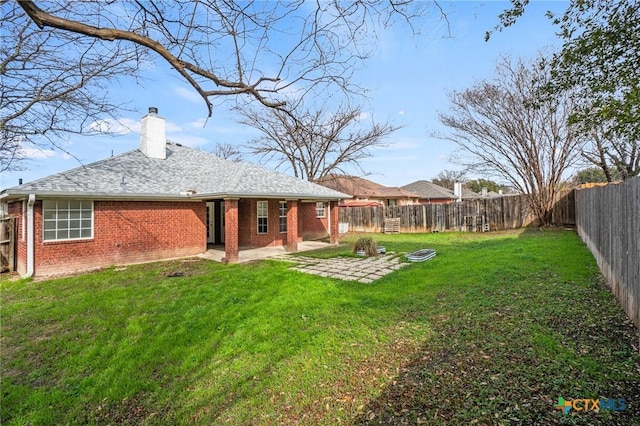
[{"left": 1, "top": 217, "right": 16, "bottom": 273}]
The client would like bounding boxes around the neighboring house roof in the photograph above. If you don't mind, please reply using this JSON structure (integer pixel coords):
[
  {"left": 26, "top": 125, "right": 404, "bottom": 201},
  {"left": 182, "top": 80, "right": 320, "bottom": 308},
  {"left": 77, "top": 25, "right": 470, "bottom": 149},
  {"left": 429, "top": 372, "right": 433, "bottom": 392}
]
[
  {"left": 401, "top": 180, "right": 493, "bottom": 200},
  {"left": 315, "top": 175, "right": 419, "bottom": 199},
  {"left": 0, "top": 142, "right": 348, "bottom": 201},
  {"left": 401, "top": 181, "right": 458, "bottom": 200},
  {"left": 461, "top": 188, "right": 484, "bottom": 199}
]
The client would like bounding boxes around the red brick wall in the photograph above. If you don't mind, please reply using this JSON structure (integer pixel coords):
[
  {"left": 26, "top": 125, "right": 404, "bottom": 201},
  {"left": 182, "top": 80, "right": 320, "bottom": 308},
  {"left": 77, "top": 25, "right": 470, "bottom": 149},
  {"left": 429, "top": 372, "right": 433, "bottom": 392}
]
[
  {"left": 237, "top": 199, "right": 333, "bottom": 248},
  {"left": 253, "top": 199, "right": 286, "bottom": 248},
  {"left": 286, "top": 200, "right": 298, "bottom": 251},
  {"left": 329, "top": 201, "right": 339, "bottom": 244},
  {"left": 298, "top": 202, "right": 330, "bottom": 241},
  {"left": 238, "top": 199, "right": 253, "bottom": 247},
  {"left": 29, "top": 200, "right": 206, "bottom": 276},
  {"left": 223, "top": 199, "right": 239, "bottom": 263}
]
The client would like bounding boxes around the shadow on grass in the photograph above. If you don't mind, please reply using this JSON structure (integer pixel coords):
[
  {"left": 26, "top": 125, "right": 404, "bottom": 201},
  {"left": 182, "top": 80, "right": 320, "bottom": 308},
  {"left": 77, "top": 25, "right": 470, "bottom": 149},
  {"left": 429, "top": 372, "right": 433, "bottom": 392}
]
[{"left": 352, "top": 230, "right": 640, "bottom": 425}]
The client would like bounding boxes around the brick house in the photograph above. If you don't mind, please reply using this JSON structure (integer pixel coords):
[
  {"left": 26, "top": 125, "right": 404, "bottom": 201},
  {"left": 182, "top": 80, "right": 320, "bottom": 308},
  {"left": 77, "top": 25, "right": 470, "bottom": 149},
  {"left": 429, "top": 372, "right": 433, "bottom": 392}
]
[
  {"left": 0, "top": 108, "right": 348, "bottom": 277},
  {"left": 401, "top": 180, "right": 485, "bottom": 204},
  {"left": 400, "top": 181, "right": 459, "bottom": 204},
  {"left": 315, "top": 174, "right": 420, "bottom": 207}
]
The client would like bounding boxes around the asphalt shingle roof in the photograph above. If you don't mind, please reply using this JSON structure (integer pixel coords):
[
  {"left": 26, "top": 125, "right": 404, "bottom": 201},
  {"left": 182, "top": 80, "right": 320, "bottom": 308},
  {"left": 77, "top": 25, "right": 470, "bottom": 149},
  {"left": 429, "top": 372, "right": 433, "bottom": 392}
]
[
  {"left": 401, "top": 180, "right": 458, "bottom": 200},
  {"left": 1, "top": 143, "right": 349, "bottom": 201},
  {"left": 315, "top": 175, "right": 419, "bottom": 199}
]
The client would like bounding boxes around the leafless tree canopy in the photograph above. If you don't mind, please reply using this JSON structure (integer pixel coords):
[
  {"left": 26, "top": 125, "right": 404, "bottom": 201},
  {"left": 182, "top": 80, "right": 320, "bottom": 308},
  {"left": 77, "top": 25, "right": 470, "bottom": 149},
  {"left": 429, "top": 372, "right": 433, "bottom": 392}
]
[
  {"left": 431, "top": 169, "right": 467, "bottom": 190},
  {"left": 1, "top": 2, "right": 139, "bottom": 172},
  {"left": 439, "top": 56, "right": 585, "bottom": 226},
  {"left": 16, "top": 0, "right": 430, "bottom": 117},
  {"left": 239, "top": 104, "right": 399, "bottom": 181},
  {"left": 212, "top": 143, "right": 243, "bottom": 162},
  {"left": 581, "top": 124, "right": 639, "bottom": 182}
]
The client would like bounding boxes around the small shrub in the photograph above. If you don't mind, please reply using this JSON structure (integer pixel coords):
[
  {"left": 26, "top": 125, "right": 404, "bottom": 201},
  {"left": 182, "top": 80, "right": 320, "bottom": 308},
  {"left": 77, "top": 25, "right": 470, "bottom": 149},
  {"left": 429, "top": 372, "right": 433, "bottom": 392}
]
[{"left": 353, "top": 236, "right": 378, "bottom": 257}]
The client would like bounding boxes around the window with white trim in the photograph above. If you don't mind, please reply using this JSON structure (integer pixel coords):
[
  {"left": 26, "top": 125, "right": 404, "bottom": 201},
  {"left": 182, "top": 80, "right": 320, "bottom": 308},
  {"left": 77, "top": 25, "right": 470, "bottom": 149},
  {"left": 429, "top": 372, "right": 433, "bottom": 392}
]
[
  {"left": 43, "top": 200, "right": 93, "bottom": 241},
  {"left": 279, "top": 201, "right": 287, "bottom": 233},
  {"left": 257, "top": 200, "right": 268, "bottom": 234},
  {"left": 315, "top": 201, "right": 326, "bottom": 218}
]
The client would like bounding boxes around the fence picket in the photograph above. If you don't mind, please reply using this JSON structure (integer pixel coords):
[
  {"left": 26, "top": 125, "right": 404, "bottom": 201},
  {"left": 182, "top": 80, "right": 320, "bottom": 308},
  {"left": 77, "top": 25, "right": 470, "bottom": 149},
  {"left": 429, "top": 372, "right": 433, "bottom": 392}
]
[{"left": 574, "top": 178, "right": 640, "bottom": 331}]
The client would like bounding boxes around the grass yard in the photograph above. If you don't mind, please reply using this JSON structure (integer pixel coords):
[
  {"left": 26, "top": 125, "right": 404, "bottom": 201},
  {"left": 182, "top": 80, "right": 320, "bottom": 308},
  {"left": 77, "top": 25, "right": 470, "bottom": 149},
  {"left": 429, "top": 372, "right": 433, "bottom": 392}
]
[{"left": 1, "top": 229, "right": 639, "bottom": 425}]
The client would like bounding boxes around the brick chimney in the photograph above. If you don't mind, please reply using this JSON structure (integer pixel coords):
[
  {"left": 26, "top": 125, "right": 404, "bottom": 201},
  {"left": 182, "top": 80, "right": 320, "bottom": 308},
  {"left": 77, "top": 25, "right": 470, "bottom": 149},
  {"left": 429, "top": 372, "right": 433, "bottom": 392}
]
[{"left": 140, "top": 107, "right": 166, "bottom": 159}]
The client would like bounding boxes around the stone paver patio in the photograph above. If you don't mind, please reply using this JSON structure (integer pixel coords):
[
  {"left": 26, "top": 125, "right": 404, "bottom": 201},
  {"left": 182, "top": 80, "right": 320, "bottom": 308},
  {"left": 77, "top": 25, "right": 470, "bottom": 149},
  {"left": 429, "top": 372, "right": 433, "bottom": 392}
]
[{"left": 271, "top": 253, "right": 408, "bottom": 283}]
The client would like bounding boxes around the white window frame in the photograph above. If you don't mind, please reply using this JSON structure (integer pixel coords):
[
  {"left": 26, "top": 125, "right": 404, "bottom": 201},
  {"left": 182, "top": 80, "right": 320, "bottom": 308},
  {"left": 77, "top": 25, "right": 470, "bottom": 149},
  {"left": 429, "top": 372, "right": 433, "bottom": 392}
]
[
  {"left": 279, "top": 201, "right": 287, "bottom": 233},
  {"left": 43, "top": 200, "right": 94, "bottom": 242},
  {"left": 315, "top": 201, "right": 326, "bottom": 218},
  {"left": 257, "top": 200, "right": 268, "bottom": 234}
]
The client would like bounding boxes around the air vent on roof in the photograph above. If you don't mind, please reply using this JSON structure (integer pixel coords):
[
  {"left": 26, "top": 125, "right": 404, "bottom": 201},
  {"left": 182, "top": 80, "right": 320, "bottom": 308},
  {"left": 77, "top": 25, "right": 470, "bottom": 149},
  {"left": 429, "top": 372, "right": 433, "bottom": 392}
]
[{"left": 149, "top": 106, "right": 158, "bottom": 115}]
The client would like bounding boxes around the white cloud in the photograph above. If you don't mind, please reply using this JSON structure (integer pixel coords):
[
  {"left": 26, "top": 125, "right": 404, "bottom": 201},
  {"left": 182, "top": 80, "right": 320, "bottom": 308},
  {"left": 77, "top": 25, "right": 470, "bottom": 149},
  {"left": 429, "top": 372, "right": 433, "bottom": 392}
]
[
  {"left": 173, "top": 86, "right": 204, "bottom": 104},
  {"left": 168, "top": 134, "right": 208, "bottom": 148},
  {"left": 377, "top": 137, "right": 422, "bottom": 151},
  {"left": 22, "top": 147, "right": 57, "bottom": 160},
  {"left": 356, "top": 112, "right": 370, "bottom": 121},
  {"left": 188, "top": 117, "right": 209, "bottom": 129},
  {"left": 88, "top": 118, "right": 140, "bottom": 135},
  {"left": 165, "top": 122, "right": 182, "bottom": 133},
  {"left": 88, "top": 117, "right": 181, "bottom": 135},
  {"left": 398, "top": 110, "right": 405, "bottom": 116}
]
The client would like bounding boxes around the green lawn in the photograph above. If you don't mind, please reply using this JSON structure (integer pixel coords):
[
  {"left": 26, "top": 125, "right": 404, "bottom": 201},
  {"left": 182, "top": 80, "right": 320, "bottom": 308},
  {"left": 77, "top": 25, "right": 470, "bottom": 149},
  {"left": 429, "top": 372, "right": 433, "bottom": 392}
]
[{"left": 2, "top": 229, "right": 639, "bottom": 425}]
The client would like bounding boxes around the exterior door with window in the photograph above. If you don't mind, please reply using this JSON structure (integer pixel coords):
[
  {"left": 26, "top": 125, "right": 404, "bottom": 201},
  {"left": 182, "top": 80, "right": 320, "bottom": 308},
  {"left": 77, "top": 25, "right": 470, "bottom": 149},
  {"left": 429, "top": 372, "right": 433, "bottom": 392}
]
[{"left": 206, "top": 202, "right": 215, "bottom": 244}]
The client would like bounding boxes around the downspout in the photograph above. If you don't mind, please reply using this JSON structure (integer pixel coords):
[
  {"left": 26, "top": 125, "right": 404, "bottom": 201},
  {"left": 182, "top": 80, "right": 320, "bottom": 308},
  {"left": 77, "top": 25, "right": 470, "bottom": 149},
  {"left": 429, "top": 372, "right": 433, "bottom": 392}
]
[
  {"left": 327, "top": 201, "right": 331, "bottom": 239},
  {"left": 26, "top": 194, "right": 35, "bottom": 277}
]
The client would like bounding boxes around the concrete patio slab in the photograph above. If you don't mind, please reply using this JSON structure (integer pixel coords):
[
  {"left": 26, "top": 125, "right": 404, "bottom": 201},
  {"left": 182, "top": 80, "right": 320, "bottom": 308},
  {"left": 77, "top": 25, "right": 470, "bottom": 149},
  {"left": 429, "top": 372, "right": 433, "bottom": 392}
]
[
  {"left": 198, "top": 241, "right": 332, "bottom": 263},
  {"left": 199, "top": 242, "right": 411, "bottom": 284},
  {"left": 272, "top": 253, "right": 409, "bottom": 283}
]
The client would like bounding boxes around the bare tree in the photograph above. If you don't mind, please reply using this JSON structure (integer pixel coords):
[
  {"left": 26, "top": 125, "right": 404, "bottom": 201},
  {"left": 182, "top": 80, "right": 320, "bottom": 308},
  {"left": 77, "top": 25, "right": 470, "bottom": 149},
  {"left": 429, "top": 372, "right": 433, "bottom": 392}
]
[
  {"left": 1, "top": 2, "right": 140, "bottom": 172},
  {"left": 581, "top": 125, "right": 639, "bottom": 182},
  {"left": 439, "top": 56, "right": 585, "bottom": 226},
  {"left": 489, "top": 1, "right": 640, "bottom": 170},
  {"left": 212, "top": 143, "right": 243, "bottom": 162},
  {"left": 431, "top": 169, "right": 466, "bottom": 190},
  {"left": 239, "top": 104, "right": 399, "bottom": 181},
  {"left": 16, "top": 1, "right": 432, "bottom": 117}
]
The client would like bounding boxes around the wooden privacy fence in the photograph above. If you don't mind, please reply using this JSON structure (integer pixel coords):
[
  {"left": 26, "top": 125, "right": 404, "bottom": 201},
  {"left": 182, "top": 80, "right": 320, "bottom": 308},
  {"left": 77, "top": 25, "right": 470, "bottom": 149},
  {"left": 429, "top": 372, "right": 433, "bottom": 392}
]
[
  {"left": 339, "top": 192, "right": 575, "bottom": 234},
  {"left": 575, "top": 178, "right": 640, "bottom": 329},
  {"left": 1, "top": 217, "right": 16, "bottom": 273}
]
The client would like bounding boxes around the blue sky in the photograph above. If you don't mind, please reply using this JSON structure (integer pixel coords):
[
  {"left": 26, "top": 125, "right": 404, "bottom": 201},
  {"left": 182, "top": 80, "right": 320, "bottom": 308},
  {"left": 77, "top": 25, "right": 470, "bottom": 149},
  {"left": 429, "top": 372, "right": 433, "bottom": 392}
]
[{"left": 1, "top": 1, "right": 568, "bottom": 190}]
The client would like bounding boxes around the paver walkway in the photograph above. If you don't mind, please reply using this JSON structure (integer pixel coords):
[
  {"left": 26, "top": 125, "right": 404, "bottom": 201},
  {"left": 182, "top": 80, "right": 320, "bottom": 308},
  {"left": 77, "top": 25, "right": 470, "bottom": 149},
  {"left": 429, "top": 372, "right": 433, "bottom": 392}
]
[{"left": 271, "top": 253, "right": 408, "bottom": 283}]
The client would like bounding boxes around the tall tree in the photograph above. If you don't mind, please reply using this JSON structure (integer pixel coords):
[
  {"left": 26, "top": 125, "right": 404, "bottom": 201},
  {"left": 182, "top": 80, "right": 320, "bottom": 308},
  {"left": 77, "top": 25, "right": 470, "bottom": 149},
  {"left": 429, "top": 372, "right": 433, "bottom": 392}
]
[
  {"left": 581, "top": 125, "right": 639, "bottom": 182},
  {"left": 16, "top": 1, "right": 431, "bottom": 117},
  {"left": 239, "top": 104, "right": 399, "bottom": 181},
  {"left": 489, "top": 0, "right": 640, "bottom": 179},
  {"left": 1, "top": 2, "right": 139, "bottom": 172},
  {"left": 430, "top": 170, "right": 466, "bottom": 190},
  {"left": 439, "top": 56, "right": 585, "bottom": 226},
  {"left": 572, "top": 167, "right": 620, "bottom": 186},
  {"left": 6, "top": 0, "right": 439, "bottom": 172},
  {"left": 466, "top": 178, "right": 503, "bottom": 194}
]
